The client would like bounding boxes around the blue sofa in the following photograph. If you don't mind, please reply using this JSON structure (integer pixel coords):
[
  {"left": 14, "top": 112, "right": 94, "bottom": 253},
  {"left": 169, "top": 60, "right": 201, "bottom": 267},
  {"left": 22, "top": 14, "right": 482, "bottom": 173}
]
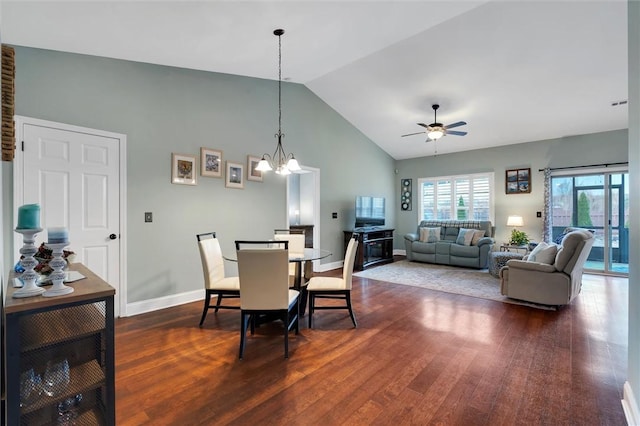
[{"left": 404, "top": 220, "right": 495, "bottom": 269}]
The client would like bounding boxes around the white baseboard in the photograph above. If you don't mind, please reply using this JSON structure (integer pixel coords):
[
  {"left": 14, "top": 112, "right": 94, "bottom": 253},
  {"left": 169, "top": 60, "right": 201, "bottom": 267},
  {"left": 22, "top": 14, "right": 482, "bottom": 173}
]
[
  {"left": 623, "top": 381, "right": 640, "bottom": 425},
  {"left": 317, "top": 260, "right": 343, "bottom": 272},
  {"left": 394, "top": 249, "right": 406, "bottom": 256},
  {"left": 123, "top": 289, "right": 202, "bottom": 317},
  {"left": 122, "top": 262, "right": 343, "bottom": 317}
]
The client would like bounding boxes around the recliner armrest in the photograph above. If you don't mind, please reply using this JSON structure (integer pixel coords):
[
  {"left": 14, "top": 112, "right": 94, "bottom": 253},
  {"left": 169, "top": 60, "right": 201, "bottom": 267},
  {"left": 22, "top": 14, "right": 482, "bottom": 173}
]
[
  {"left": 506, "top": 259, "right": 557, "bottom": 273},
  {"left": 405, "top": 233, "right": 418, "bottom": 242},
  {"left": 476, "top": 237, "right": 494, "bottom": 247}
]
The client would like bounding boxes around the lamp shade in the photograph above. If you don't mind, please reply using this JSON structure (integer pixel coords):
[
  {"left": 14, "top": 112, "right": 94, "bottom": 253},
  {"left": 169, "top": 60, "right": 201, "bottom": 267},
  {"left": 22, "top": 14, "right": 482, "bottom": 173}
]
[{"left": 506, "top": 215, "right": 524, "bottom": 227}]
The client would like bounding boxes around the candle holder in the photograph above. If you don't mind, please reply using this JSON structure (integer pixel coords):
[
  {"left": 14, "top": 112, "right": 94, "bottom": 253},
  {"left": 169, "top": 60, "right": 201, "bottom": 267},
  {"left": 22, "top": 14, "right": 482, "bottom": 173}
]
[
  {"left": 43, "top": 243, "right": 74, "bottom": 297},
  {"left": 13, "top": 228, "right": 46, "bottom": 298}
]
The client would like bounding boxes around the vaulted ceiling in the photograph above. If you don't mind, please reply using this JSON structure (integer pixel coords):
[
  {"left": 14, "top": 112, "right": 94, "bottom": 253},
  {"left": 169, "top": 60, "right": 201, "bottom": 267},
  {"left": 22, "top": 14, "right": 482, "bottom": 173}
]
[{"left": 2, "top": 1, "right": 628, "bottom": 160}]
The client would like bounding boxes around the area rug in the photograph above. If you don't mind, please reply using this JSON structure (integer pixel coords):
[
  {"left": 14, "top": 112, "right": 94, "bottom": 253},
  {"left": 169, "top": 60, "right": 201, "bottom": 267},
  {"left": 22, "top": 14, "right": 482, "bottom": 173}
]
[{"left": 354, "top": 260, "right": 556, "bottom": 310}]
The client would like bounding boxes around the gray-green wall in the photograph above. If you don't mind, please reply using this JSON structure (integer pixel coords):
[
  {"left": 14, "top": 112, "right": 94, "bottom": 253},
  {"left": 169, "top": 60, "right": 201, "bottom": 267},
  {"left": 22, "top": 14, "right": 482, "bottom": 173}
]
[
  {"left": 395, "top": 129, "right": 628, "bottom": 246},
  {"left": 6, "top": 46, "right": 395, "bottom": 304}
]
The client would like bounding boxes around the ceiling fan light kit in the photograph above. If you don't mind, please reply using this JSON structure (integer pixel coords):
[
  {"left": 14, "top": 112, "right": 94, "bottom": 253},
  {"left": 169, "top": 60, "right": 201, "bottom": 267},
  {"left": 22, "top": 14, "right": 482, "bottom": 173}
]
[{"left": 401, "top": 104, "right": 468, "bottom": 142}]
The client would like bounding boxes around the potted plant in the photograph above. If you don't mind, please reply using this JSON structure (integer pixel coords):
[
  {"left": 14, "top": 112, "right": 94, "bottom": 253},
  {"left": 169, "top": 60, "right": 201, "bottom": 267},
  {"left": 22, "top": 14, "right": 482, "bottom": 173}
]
[{"left": 509, "top": 229, "right": 530, "bottom": 246}]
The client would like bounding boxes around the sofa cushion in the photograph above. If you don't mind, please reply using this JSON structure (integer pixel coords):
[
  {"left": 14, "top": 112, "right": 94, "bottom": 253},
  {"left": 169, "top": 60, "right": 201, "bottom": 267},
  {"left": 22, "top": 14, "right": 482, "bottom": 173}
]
[
  {"left": 471, "top": 230, "right": 486, "bottom": 245},
  {"left": 450, "top": 243, "right": 479, "bottom": 257},
  {"left": 527, "top": 242, "right": 558, "bottom": 264},
  {"left": 456, "top": 228, "right": 475, "bottom": 246},
  {"left": 419, "top": 227, "right": 441, "bottom": 243}
]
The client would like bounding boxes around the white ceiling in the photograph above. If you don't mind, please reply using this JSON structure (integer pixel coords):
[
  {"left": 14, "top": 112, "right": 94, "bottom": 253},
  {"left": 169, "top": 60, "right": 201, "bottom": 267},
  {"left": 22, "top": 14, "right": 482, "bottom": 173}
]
[{"left": 1, "top": 1, "right": 629, "bottom": 160}]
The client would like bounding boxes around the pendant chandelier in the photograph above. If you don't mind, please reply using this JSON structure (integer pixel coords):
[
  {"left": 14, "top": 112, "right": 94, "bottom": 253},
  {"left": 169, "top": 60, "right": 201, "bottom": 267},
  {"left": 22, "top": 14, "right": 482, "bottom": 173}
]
[{"left": 256, "top": 28, "right": 300, "bottom": 175}]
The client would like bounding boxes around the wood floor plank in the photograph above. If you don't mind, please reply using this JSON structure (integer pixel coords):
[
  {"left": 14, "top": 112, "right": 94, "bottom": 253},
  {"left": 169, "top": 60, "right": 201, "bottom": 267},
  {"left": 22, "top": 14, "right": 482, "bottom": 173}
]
[{"left": 114, "top": 264, "right": 628, "bottom": 425}]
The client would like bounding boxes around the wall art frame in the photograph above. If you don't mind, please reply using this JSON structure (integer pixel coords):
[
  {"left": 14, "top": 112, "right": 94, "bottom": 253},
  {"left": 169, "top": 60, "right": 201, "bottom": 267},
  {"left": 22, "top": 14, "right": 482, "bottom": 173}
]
[
  {"left": 246, "top": 155, "right": 263, "bottom": 182},
  {"left": 200, "top": 147, "right": 223, "bottom": 178},
  {"left": 225, "top": 161, "right": 245, "bottom": 189},
  {"left": 401, "top": 178, "right": 412, "bottom": 211},
  {"left": 171, "top": 153, "right": 197, "bottom": 185},
  {"left": 505, "top": 167, "right": 531, "bottom": 194}
]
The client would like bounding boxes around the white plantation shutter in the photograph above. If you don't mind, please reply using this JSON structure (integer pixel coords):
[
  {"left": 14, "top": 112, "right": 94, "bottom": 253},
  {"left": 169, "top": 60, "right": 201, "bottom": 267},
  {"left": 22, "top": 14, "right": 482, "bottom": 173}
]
[{"left": 419, "top": 173, "right": 494, "bottom": 222}]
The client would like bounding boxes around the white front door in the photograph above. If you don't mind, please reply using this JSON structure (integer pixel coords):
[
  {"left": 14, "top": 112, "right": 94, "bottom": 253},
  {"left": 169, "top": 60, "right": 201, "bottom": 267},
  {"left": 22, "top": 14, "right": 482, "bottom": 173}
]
[{"left": 14, "top": 117, "right": 126, "bottom": 316}]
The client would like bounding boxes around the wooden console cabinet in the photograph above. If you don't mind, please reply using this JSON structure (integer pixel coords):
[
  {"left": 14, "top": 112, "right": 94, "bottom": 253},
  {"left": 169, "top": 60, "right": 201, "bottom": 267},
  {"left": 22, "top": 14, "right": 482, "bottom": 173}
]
[
  {"left": 4, "top": 263, "right": 115, "bottom": 425},
  {"left": 344, "top": 228, "right": 394, "bottom": 270}
]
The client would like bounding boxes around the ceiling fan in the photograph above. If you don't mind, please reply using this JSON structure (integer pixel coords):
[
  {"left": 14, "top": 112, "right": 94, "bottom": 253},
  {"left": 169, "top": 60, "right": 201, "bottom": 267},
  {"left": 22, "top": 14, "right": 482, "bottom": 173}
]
[{"left": 401, "top": 104, "right": 467, "bottom": 141}]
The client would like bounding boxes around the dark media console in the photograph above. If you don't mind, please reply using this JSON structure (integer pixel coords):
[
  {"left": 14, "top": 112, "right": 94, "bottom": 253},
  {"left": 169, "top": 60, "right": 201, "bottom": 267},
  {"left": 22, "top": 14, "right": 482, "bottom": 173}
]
[{"left": 344, "top": 228, "right": 394, "bottom": 271}]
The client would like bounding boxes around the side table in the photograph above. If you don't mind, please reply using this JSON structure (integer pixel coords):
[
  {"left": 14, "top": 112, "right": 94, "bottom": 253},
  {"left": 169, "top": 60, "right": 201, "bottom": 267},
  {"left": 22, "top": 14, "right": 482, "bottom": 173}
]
[
  {"left": 500, "top": 244, "right": 529, "bottom": 254},
  {"left": 489, "top": 251, "right": 524, "bottom": 278}
]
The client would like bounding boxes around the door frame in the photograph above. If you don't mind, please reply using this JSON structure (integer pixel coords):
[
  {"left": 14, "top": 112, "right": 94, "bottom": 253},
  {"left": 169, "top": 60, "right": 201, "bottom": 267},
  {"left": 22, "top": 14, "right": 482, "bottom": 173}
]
[
  {"left": 13, "top": 116, "right": 128, "bottom": 316},
  {"left": 286, "top": 166, "right": 321, "bottom": 266}
]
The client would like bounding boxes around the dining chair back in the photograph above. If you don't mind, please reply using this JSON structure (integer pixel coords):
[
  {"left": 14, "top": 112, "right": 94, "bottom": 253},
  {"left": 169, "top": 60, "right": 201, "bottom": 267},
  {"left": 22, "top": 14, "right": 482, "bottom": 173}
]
[
  {"left": 307, "top": 235, "right": 359, "bottom": 328},
  {"left": 235, "top": 240, "right": 300, "bottom": 359},
  {"left": 196, "top": 232, "right": 240, "bottom": 326}
]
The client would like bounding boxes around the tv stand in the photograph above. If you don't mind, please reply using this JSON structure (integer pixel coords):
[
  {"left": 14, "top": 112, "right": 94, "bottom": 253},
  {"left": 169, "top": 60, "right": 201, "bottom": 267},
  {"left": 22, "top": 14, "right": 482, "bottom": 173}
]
[{"left": 344, "top": 228, "right": 394, "bottom": 271}]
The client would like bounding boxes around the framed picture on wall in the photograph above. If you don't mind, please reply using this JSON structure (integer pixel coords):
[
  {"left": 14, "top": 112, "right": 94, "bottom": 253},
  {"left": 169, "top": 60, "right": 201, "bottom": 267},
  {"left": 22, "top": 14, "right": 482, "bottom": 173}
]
[
  {"left": 505, "top": 167, "right": 531, "bottom": 194},
  {"left": 171, "top": 153, "right": 197, "bottom": 185},
  {"left": 225, "top": 161, "right": 244, "bottom": 189},
  {"left": 200, "top": 147, "right": 223, "bottom": 178},
  {"left": 247, "top": 155, "right": 263, "bottom": 182}
]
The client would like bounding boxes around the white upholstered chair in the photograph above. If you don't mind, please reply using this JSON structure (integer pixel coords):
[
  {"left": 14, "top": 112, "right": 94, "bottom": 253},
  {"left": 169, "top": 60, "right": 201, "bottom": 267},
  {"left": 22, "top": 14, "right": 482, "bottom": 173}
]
[
  {"left": 307, "top": 235, "right": 359, "bottom": 328},
  {"left": 235, "top": 240, "right": 300, "bottom": 359},
  {"left": 196, "top": 232, "right": 240, "bottom": 326}
]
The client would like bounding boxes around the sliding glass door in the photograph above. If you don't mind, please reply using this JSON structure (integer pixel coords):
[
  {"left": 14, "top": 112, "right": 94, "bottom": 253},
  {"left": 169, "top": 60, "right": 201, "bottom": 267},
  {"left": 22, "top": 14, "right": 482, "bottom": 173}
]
[{"left": 550, "top": 170, "right": 628, "bottom": 275}]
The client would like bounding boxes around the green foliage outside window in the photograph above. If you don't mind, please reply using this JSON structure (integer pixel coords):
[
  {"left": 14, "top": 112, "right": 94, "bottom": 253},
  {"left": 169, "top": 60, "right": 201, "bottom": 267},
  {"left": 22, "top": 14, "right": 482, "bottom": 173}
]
[{"left": 577, "top": 192, "right": 593, "bottom": 227}]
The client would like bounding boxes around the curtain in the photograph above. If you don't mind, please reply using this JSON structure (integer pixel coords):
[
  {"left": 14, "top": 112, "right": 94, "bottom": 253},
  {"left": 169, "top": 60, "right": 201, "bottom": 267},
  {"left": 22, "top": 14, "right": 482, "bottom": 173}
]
[{"left": 542, "top": 167, "right": 551, "bottom": 242}]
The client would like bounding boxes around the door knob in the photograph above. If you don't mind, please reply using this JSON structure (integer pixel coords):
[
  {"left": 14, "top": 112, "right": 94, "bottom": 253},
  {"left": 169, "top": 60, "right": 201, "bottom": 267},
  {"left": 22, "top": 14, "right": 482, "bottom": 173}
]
[{"left": 109, "top": 234, "right": 117, "bottom": 240}]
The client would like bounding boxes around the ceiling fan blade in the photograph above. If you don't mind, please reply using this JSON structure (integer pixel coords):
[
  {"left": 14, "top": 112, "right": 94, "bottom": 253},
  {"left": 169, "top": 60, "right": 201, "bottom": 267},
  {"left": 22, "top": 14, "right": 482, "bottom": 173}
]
[
  {"left": 445, "top": 121, "right": 467, "bottom": 129},
  {"left": 401, "top": 131, "right": 427, "bottom": 137},
  {"left": 447, "top": 130, "right": 467, "bottom": 136},
  {"left": 417, "top": 123, "right": 430, "bottom": 129}
]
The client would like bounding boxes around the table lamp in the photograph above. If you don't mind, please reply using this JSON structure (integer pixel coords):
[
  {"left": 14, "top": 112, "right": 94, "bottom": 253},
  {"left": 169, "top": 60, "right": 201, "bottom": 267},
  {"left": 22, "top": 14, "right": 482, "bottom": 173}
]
[{"left": 507, "top": 215, "right": 528, "bottom": 245}]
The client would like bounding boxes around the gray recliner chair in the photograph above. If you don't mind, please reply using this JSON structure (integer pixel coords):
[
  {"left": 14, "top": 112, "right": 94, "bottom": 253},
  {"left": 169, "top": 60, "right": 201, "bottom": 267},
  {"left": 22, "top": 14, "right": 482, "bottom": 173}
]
[{"left": 499, "top": 228, "right": 595, "bottom": 306}]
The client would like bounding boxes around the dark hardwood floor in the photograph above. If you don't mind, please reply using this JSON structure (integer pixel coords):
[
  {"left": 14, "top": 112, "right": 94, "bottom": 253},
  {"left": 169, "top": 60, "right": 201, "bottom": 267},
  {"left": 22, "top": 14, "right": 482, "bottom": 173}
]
[{"left": 114, "top": 262, "right": 628, "bottom": 425}]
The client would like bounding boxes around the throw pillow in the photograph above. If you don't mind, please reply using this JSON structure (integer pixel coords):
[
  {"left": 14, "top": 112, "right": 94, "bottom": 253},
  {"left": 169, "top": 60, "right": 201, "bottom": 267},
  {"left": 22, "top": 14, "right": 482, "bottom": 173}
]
[
  {"left": 527, "top": 242, "right": 558, "bottom": 264},
  {"left": 471, "top": 230, "right": 486, "bottom": 245},
  {"left": 456, "top": 228, "right": 475, "bottom": 246},
  {"left": 419, "top": 227, "right": 440, "bottom": 243},
  {"left": 554, "top": 230, "right": 569, "bottom": 244}
]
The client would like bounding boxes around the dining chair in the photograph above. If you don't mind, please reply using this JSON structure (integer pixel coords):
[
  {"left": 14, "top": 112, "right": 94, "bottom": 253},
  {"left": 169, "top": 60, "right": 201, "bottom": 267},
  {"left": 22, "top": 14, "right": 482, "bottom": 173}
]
[
  {"left": 235, "top": 240, "right": 300, "bottom": 359},
  {"left": 307, "top": 234, "right": 359, "bottom": 328},
  {"left": 196, "top": 232, "right": 240, "bottom": 327},
  {"left": 273, "top": 231, "right": 306, "bottom": 282}
]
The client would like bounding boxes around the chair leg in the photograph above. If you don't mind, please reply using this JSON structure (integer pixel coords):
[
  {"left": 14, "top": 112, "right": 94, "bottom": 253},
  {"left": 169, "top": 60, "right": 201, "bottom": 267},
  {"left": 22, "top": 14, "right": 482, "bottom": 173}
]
[
  {"left": 199, "top": 291, "right": 212, "bottom": 327},
  {"left": 308, "top": 292, "right": 315, "bottom": 328},
  {"left": 214, "top": 294, "right": 223, "bottom": 313},
  {"left": 300, "top": 286, "right": 308, "bottom": 316},
  {"left": 239, "top": 312, "right": 250, "bottom": 359},
  {"left": 346, "top": 290, "right": 357, "bottom": 328},
  {"left": 295, "top": 299, "right": 299, "bottom": 335},
  {"left": 284, "top": 311, "right": 289, "bottom": 359}
]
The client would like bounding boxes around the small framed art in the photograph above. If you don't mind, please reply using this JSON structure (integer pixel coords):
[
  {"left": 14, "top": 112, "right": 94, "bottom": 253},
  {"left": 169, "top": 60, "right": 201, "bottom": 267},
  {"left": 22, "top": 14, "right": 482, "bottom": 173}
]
[
  {"left": 225, "top": 161, "right": 244, "bottom": 189},
  {"left": 200, "top": 147, "right": 223, "bottom": 178},
  {"left": 506, "top": 168, "right": 531, "bottom": 194},
  {"left": 401, "top": 178, "right": 412, "bottom": 211},
  {"left": 247, "top": 155, "right": 263, "bottom": 182},
  {"left": 171, "top": 153, "right": 197, "bottom": 185}
]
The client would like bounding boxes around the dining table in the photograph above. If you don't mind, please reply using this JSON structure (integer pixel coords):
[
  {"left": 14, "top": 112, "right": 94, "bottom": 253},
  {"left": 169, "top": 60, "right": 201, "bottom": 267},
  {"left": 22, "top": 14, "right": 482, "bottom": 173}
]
[{"left": 225, "top": 247, "right": 332, "bottom": 314}]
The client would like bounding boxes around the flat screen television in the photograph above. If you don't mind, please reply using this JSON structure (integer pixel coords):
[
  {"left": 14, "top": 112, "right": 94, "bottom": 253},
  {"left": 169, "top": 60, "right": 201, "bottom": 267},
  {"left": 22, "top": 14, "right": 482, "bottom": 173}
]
[{"left": 355, "top": 196, "right": 385, "bottom": 228}]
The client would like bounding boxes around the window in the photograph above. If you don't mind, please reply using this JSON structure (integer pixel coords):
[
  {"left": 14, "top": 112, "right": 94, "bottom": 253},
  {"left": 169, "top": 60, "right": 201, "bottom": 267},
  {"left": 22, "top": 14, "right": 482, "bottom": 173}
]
[{"left": 418, "top": 172, "right": 494, "bottom": 222}]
